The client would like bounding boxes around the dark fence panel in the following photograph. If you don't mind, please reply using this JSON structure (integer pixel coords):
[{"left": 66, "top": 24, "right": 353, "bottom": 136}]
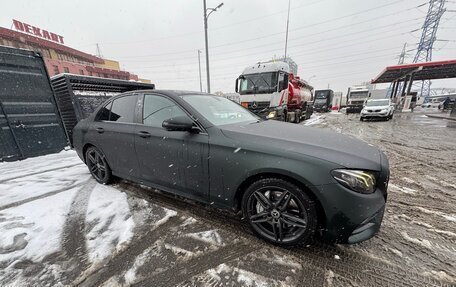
[
  {"left": 50, "top": 74, "right": 155, "bottom": 144},
  {"left": 0, "top": 46, "right": 68, "bottom": 161}
]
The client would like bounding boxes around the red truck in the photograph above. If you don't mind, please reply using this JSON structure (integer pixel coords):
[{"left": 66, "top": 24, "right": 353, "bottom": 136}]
[{"left": 235, "top": 60, "right": 314, "bottom": 123}]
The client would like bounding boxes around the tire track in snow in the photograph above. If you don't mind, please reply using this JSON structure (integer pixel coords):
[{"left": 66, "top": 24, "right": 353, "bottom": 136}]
[
  {"left": 75, "top": 215, "right": 185, "bottom": 287},
  {"left": 0, "top": 182, "right": 84, "bottom": 211},
  {"left": 0, "top": 163, "right": 84, "bottom": 183},
  {"left": 60, "top": 178, "right": 97, "bottom": 281},
  {"left": 134, "top": 243, "right": 256, "bottom": 287}
]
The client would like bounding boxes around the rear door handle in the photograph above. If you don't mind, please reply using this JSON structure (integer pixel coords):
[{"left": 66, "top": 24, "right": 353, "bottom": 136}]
[
  {"left": 138, "top": 131, "right": 151, "bottom": 138},
  {"left": 96, "top": 127, "right": 104, "bottom": 134}
]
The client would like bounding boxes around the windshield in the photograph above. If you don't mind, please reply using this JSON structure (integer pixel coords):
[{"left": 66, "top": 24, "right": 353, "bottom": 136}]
[
  {"left": 315, "top": 91, "right": 329, "bottom": 99},
  {"left": 350, "top": 91, "right": 368, "bottom": 98},
  {"left": 182, "top": 95, "right": 259, "bottom": 126},
  {"left": 366, "top": 100, "right": 389, "bottom": 106},
  {"left": 239, "top": 72, "right": 278, "bottom": 95}
]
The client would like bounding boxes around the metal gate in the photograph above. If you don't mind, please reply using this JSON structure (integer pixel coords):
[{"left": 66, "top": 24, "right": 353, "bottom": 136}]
[{"left": 0, "top": 46, "right": 68, "bottom": 161}]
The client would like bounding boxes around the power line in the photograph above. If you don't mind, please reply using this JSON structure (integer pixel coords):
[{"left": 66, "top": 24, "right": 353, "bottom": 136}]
[
  {"left": 123, "top": 17, "right": 422, "bottom": 68},
  {"left": 124, "top": 20, "right": 421, "bottom": 72},
  {"left": 114, "top": 0, "right": 412, "bottom": 60}
]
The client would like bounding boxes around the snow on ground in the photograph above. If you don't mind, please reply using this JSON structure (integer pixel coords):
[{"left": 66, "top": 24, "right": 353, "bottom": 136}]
[
  {"left": 85, "top": 184, "right": 135, "bottom": 264},
  {"left": 186, "top": 229, "right": 224, "bottom": 246},
  {"left": 0, "top": 150, "right": 178, "bottom": 285},
  {"left": 0, "top": 164, "right": 89, "bottom": 208},
  {"left": 0, "top": 187, "right": 79, "bottom": 265},
  {"left": 304, "top": 114, "right": 324, "bottom": 126},
  {"left": 0, "top": 150, "right": 82, "bottom": 181}
]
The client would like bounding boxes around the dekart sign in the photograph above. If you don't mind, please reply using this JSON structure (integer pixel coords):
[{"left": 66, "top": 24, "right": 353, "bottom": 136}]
[{"left": 12, "top": 19, "right": 64, "bottom": 44}]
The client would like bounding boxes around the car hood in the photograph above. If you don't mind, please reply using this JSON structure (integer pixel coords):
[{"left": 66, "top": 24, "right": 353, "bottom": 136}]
[{"left": 220, "top": 120, "right": 383, "bottom": 171}]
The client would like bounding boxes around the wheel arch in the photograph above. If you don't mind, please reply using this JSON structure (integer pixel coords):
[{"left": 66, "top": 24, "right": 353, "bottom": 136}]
[
  {"left": 82, "top": 143, "right": 112, "bottom": 169},
  {"left": 233, "top": 171, "right": 327, "bottom": 229}
]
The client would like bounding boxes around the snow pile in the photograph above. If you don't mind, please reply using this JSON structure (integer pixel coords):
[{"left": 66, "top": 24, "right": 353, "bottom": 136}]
[
  {"left": 304, "top": 115, "right": 323, "bottom": 126},
  {"left": 186, "top": 229, "right": 224, "bottom": 246},
  {"left": 85, "top": 184, "right": 135, "bottom": 264}
]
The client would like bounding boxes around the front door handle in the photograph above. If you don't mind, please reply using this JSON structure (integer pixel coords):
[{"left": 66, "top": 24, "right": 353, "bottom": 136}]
[
  {"left": 96, "top": 127, "right": 104, "bottom": 134},
  {"left": 138, "top": 131, "right": 151, "bottom": 138}
]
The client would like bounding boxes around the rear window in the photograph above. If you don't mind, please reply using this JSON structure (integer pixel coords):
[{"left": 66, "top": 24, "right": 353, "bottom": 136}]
[{"left": 96, "top": 95, "right": 137, "bottom": 123}]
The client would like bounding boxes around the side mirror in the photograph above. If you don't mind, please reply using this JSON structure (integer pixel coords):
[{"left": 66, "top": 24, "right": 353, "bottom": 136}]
[
  {"left": 162, "top": 116, "right": 198, "bottom": 132},
  {"left": 235, "top": 78, "right": 239, "bottom": 93}
]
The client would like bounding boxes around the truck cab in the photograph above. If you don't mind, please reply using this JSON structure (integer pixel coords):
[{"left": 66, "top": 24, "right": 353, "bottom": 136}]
[
  {"left": 314, "top": 89, "right": 334, "bottom": 112},
  {"left": 346, "top": 86, "right": 370, "bottom": 114}
]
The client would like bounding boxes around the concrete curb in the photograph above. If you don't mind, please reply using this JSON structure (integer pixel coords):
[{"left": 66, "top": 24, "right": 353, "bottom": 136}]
[{"left": 425, "top": 114, "right": 456, "bottom": 121}]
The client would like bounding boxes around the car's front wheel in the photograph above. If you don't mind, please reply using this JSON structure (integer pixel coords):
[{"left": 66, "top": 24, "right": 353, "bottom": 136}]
[
  {"left": 85, "top": 146, "right": 112, "bottom": 184},
  {"left": 242, "top": 178, "right": 317, "bottom": 246}
]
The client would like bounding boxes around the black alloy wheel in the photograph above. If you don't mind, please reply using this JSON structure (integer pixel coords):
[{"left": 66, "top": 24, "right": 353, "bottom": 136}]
[
  {"left": 242, "top": 178, "right": 317, "bottom": 246},
  {"left": 85, "top": 146, "right": 112, "bottom": 184}
]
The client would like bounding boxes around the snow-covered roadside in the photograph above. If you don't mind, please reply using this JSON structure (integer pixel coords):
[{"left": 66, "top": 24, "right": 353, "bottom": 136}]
[
  {"left": 304, "top": 114, "right": 324, "bottom": 126},
  {"left": 0, "top": 151, "right": 177, "bottom": 286}
]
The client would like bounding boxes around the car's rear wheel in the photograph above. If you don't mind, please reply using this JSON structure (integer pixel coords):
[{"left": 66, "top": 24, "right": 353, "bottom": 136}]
[
  {"left": 85, "top": 146, "right": 112, "bottom": 184},
  {"left": 242, "top": 178, "right": 317, "bottom": 246}
]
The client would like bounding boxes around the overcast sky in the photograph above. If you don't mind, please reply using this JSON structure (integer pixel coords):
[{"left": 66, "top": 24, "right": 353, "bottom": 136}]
[{"left": 2, "top": 0, "right": 456, "bottom": 93}]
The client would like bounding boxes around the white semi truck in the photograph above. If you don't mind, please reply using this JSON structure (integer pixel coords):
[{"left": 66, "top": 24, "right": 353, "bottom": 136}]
[{"left": 235, "top": 61, "right": 314, "bottom": 123}]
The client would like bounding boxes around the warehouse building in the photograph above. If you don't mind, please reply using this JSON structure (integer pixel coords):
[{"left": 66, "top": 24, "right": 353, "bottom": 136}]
[{"left": 0, "top": 19, "right": 149, "bottom": 83}]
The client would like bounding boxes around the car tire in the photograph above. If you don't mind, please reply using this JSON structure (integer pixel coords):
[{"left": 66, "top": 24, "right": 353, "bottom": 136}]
[
  {"left": 85, "top": 146, "right": 113, "bottom": 184},
  {"left": 242, "top": 178, "right": 317, "bottom": 246},
  {"left": 360, "top": 117, "right": 363, "bottom": 121},
  {"left": 295, "top": 111, "right": 301, "bottom": 124}
]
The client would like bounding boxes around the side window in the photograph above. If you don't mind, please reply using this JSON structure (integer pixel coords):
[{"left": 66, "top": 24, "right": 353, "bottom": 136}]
[
  {"left": 142, "top": 95, "right": 187, "bottom": 128},
  {"left": 109, "top": 95, "right": 138, "bottom": 123},
  {"left": 96, "top": 101, "right": 112, "bottom": 121},
  {"left": 278, "top": 73, "right": 287, "bottom": 91}
]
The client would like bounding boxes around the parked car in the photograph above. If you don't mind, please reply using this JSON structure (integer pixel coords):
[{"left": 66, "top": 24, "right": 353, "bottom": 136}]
[
  {"left": 360, "top": 99, "right": 394, "bottom": 121},
  {"left": 73, "top": 90, "right": 389, "bottom": 246}
]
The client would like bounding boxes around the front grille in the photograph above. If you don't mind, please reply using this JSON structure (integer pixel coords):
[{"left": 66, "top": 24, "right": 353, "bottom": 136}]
[
  {"left": 374, "top": 109, "right": 381, "bottom": 112},
  {"left": 247, "top": 101, "right": 270, "bottom": 115}
]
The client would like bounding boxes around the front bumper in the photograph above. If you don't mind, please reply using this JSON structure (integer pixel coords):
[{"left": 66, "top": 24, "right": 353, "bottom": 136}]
[
  {"left": 361, "top": 111, "right": 389, "bottom": 118},
  {"left": 312, "top": 182, "right": 387, "bottom": 244},
  {"left": 346, "top": 106, "right": 363, "bottom": 113}
]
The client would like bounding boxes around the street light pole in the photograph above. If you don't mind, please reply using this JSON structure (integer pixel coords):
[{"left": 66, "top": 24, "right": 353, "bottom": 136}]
[
  {"left": 203, "top": 0, "right": 210, "bottom": 93},
  {"left": 284, "top": 0, "right": 291, "bottom": 58},
  {"left": 198, "top": 49, "right": 203, "bottom": 92},
  {"left": 203, "top": 0, "right": 223, "bottom": 94}
]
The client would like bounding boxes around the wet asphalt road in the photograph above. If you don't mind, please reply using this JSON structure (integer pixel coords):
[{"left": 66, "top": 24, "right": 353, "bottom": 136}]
[{"left": 2, "top": 109, "right": 455, "bottom": 287}]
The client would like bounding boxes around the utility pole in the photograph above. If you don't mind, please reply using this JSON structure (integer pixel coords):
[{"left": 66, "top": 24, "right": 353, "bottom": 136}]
[
  {"left": 413, "top": 0, "right": 446, "bottom": 99},
  {"left": 388, "top": 43, "right": 407, "bottom": 98},
  {"left": 203, "top": 1, "right": 223, "bottom": 94},
  {"left": 198, "top": 50, "right": 203, "bottom": 92},
  {"left": 284, "top": 0, "right": 291, "bottom": 58},
  {"left": 95, "top": 43, "right": 103, "bottom": 58}
]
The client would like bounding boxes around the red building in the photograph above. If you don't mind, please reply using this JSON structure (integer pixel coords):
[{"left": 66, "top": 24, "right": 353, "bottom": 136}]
[{"left": 0, "top": 19, "right": 149, "bottom": 83}]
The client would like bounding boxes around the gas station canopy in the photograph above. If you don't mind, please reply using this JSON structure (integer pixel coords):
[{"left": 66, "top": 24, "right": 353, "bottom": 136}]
[{"left": 371, "top": 60, "right": 456, "bottom": 84}]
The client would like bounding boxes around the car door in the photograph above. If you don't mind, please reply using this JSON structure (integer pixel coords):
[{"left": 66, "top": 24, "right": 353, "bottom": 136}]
[
  {"left": 91, "top": 94, "right": 140, "bottom": 176},
  {"left": 134, "top": 93, "right": 209, "bottom": 200}
]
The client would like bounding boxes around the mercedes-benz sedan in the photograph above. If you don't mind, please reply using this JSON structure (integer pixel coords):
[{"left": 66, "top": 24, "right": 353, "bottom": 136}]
[{"left": 73, "top": 90, "right": 389, "bottom": 246}]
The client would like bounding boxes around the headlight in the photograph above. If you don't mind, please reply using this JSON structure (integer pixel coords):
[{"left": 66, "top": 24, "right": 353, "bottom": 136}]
[
  {"left": 266, "top": 111, "right": 277, "bottom": 119},
  {"left": 331, "top": 169, "right": 376, "bottom": 194}
]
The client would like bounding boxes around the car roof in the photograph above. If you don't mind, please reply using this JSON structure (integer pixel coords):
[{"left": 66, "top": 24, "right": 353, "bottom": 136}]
[{"left": 121, "top": 89, "right": 210, "bottom": 97}]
